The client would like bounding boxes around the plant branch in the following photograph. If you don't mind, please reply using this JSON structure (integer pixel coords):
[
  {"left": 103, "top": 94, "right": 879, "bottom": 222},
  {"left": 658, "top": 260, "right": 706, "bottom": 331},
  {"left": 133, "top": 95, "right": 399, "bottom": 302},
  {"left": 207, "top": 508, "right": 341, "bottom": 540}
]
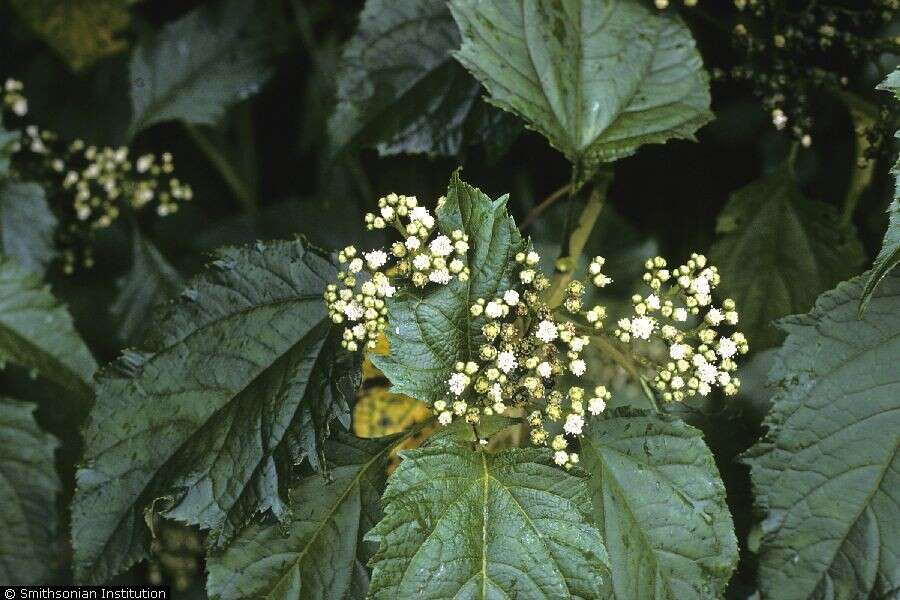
[
  {"left": 842, "top": 104, "right": 877, "bottom": 225},
  {"left": 545, "top": 169, "right": 614, "bottom": 308},
  {"left": 184, "top": 124, "right": 259, "bottom": 214},
  {"left": 519, "top": 183, "right": 571, "bottom": 230}
]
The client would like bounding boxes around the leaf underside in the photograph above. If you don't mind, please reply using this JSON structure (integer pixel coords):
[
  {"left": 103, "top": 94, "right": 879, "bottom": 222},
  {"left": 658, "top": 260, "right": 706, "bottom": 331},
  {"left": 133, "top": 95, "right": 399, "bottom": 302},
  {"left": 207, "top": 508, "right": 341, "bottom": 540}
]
[
  {"left": 367, "top": 444, "right": 612, "bottom": 599},
  {"left": 0, "top": 181, "right": 57, "bottom": 276},
  {"left": 329, "top": 0, "right": 519, "bottom": 158},
  {"left": 744, "top": 272, "right": 900, "bottom": 599},
  {"left": 582, "top": 410, "right": 738, "bottom": 599},
  {"left": 0, "top": 257, "right": 96, "bottom": 399},
  {"left": 450, "top": 0, "right": 712, "bottom": 178},
  {"left": 0, "top": 398, "right": 61, "bottom": 585},
  {"left": 72, "top": 239, "right": 361, "bottom": 584},
  {"left": 206, "top": 433, "right": 396, "bottom": 600},
  {"left": 710, "top": 167, "right": 865, "bottom": 349},
  {"left": 128, "top": 0, "right": 274, "bottom": 137}
]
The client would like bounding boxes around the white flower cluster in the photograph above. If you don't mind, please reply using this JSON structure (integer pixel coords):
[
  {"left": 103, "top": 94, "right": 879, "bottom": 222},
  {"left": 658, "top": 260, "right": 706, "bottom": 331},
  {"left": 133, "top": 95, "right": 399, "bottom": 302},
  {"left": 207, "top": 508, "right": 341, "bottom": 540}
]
[
  {"left": 610, "top": 253, "right": 748, "bottom": 400},
  {"left": 432, "top": 250, "right": 615, "bottom": 468},
  {"left": 2, "top": 79, "right": 28, "bottom": 117},
  {"left": 325, "top": 193, "right": 470, "bottom": 351},
  {"left": 2, "top": 78, "right": 192, "bottom": 273}
]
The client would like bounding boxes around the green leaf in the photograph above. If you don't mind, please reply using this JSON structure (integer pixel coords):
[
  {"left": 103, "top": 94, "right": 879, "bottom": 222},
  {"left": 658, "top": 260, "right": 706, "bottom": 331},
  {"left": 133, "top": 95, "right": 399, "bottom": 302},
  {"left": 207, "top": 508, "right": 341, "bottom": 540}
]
[
  {"left": 128, "top": 0, "right": 274, "bottom": 137},
  {"left": 709, "top": 167, "right": 865, "bottom": 348},
  {"left": 0, "top": 398, "right": 61, "bottom": 585},
  {"left": 0, "top": 181, "right": 58, "bottom": 275},
  {"left": 861, "top": 68, "right": 900, "bottom": 313},
  {"left": 371, "top": 173, "right": 526, "bottom": 402},
  {"left": 0, "top": 121, "right": 19, "bottom": 177},
  {"left": 328, "top": 0, "right": 519, "bottom": 158},
  {"left": 71, "top": 239, "right": 361, "bottom": 583},
  {"left": 206, "top": 433, "right": 399, "bottom": 600},
  {"left": 0, "top": 257, "right": 96, "bottom": 399},
  {"left": 581, "top": 409, "right": 738, "bottom": 599},
  {"left": 744, "top": 272, "right": 900, "bottom": 599},
  {"left": 450, "top": 0, "right": 711, "bottom": 177},
  {"left": 9, "top": 0, "right": 130, "bottom": 73},
  {"left": 110, "top": 230, "right": 182, "bottom": 343},
  {"left": 367, "top": 444, "right": 612, "bottom": 599}
]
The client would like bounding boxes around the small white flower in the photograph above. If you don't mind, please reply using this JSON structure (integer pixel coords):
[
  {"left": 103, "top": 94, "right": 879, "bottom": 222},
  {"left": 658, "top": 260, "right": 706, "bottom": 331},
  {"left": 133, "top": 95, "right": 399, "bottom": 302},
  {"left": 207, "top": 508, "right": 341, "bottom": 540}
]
[
  {"left": 630, "top": 316, "right": 655, "bottom": 340},
  {"left": 454, "top": 240, "right": 469, "bottom": 254},
  {"left": 673, "top": 307, "right": 688, "bottom": 322},
  {"left": 405, "top": 236, "right": 421, "bottom": 251},
  {"left": 429, "top": 269, "right": 451, "bottom": 284},
  {"left": 691, "top": 276, "right": 711, "bottom": 296},
  {"left": 503, "top": 290, "right": 520, "bottom": 306},
  {"left": 696, "top": 362, "right": 718, "bottom": 385},
  {"left": 554, "top": 451, "right": 569, "bottom": 466},
  {"left": 536, "top": 362, "right": 552, "bottom": 378},
  {"left": 485, "top": 301, "right": 504, "bottom": 319},
  {"left": 717, "top": 338, "right": 737, "bottom": 359},
  {"left": 536, "top": 320, "right": 558, "bottom": 343},
  {"left": 705, "top": 308, "right": 724, "bottom": 326},
  {"left": 348, "top": 258, "right": 364, "bottom": 273},
  {"left": 669, "top": 343, "right": 687, "bottom": 360},
  {"left": 448, "top": 372, "right": 469, "bottom": 396},
  {"left": 410, "top": 206, "right": 435, "bottom": 229},
  {"left": 564, "top": 414, "right": 585, "bottom": 435},
  {"left": 698, "top": 382, "right": 711, "bottom": 396},
  {"left": 438, "top": 411, "right": 453, "bottom": 425},
  {"left": 488, "top": 383, "right": 503, "bottom": 403},
  {"left": 526, "top": 251, "right": 540, "bottom": 265},
  {"left": 412, "top": 254, "right": 430, "bottom": 270},
  {"left": 588, "top": 397, "right": 606, "bottom": 415},
  {"left": 717, "top": 371, "right": 732, "bottom": 386},
  {"left": 646, "top": 294, "right": 661, "bottom": 310},
  {"left": 380, "top": 205, "right": 395, "bottom": 220},
  {"left": 670, "top": 376, "right": 685, "bottom": 390},
  {"left": 497, "top": 351, "right": 518, "bottom": 373},
  {"left": 343, "top": 302, "right": 364, "bottom": 321},
  {"left": 352, "top": 324, "right": 366, "bottom": 339},
  {"left": 569, "top": 359, "right": 586, "bottom": 377},
  {"left": 364, "top": 250, "right": 388, "bottom": 270},
  {"left": 519, "top": 269, "right": 535, "bottom": 284},
  {"left": 569, "top": 337, "right": 587, "bottom": 353},
  {"left": 429, "top": 235, "right": 453, "bottom": 257}
]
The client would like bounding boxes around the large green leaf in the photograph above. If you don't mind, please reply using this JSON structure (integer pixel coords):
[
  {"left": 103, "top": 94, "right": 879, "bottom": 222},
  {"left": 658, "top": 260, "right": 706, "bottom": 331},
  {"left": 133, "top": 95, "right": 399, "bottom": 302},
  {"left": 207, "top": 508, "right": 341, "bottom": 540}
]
[
  {"left": 0, "top": 257, "right": 96, "bottom": 399},
  {"left": 71, "top": 240, "right": 361, "bottom": 583},
  {"left": 581, "top": 410, "right": 738, "bottom": 599},
  {"left": 709, "top": 167, "right": 865, "bottom": 348},
  {"left": 744, "top": 272, "right": 900, "bottom": 599},
  {"left": 128, "top": 0, "right": 274, "bottom": 137},
  {"left": 371, "top": 172, "right": 526, "bottom": 402},
  {"left": 450, "top": 0, "right": 711, "bottom": 176},
  {"left": 206, "top": 433, "right": 398, "bottom": 600},
  {"left": 366, "top": 444, "right": 612, "bottom": 599},
  {"left": 0, "top": 181, "right": 57, "bottom": 275},
  {"left": 0, "top": 121, "right": 18, "bottom": 177},
  {"left": 0, "top": 398, "right": 61, "bottom": 585},
  {"left": 110, "top": 230, "right": 182, "bottom": 343},
  {"left": 329, "top": 0, "right": 519, "bottom": 158},
  {"left": 861, "top": 68, "right": 900, "bottom": 313}
]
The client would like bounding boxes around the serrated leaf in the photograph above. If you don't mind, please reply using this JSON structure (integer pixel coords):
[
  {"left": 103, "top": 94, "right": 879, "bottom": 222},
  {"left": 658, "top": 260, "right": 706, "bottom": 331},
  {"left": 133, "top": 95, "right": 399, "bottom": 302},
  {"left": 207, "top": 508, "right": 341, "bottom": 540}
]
[
  {"left": 861, "top": 68, "right": 900, "bottom": 312},
  {"left": 128, "top": 0, "right": 274, "bottom": 137},
  {"left": 581, "top": 409, "right": 738, "bottom": 599},
  {"left": 0, "top": 181, "right": 57, "bottom": 275},
  {"left": 110, "top": 230, "right": 183, "bottom": 343},
  {"left": 329, "top": 0, "right": 520, "bottom": 158},
  {"left": 9, "top": 0, "right": 130, "bottom": 73},
  {"left": 0, "top": 398, "right": 61, "bottom": 585},
  {"left": 206, "top": 433, "right": 398, "bottom": 600},
  {"left": 450, "top": 0, "right": 711, "bottom": 177},
  {"left": 0, "top": 257, "right": 96, "bottom": 399},
  {"left": 367, "top": 445, "right": 612, "bottom": 599},
  {"left": 371, "top": 172, "right": 526, "bottom": 402},
  {"left": 744, "top": 272, "right": 900, "bottom": 599},
  {"left": 710, "top": 167, "right": 865, "bottom": 348},
  {"left": 71, "top": 240, "right": 361, "bottom": 583}
]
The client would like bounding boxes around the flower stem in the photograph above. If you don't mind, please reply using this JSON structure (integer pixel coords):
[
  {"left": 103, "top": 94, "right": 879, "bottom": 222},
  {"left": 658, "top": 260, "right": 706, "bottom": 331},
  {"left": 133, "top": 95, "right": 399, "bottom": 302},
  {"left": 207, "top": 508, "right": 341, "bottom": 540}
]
[{"left": 184, "top": 124, "right": 259, "bottom": 214}]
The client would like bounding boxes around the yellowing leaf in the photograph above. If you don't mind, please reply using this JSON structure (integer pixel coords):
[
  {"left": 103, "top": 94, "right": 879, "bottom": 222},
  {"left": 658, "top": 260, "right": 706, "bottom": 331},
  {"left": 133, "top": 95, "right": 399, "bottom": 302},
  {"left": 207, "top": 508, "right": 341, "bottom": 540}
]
[{"left": 11, "top": 0, "right": 130, "bottom": 72}]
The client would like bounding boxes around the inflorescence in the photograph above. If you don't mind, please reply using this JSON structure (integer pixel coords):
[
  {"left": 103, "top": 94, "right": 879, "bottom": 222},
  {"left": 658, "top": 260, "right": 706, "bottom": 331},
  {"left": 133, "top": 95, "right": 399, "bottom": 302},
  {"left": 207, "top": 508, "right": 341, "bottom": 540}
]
[
  {"left": 326, "top": 195, "right": 748, "bottom": 469},
  {"left": 1, "top": 78, "right": 192, "bottom": 272}
]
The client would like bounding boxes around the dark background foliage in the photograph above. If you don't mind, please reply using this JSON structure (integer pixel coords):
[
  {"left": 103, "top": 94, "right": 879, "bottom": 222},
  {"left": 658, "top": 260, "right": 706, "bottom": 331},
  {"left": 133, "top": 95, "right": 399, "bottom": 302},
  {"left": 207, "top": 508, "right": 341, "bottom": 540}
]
[{"left": 0, "top": 0, "right": 896, "bottom": 596}]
